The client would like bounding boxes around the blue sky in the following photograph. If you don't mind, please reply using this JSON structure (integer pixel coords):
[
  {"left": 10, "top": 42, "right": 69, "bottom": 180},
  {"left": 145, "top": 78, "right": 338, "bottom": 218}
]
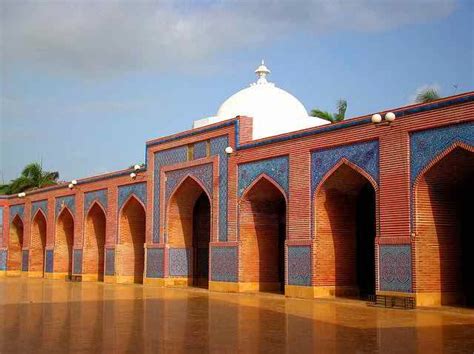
[{"left": 1, "top": 0, "right": 473, "bottom": 182}]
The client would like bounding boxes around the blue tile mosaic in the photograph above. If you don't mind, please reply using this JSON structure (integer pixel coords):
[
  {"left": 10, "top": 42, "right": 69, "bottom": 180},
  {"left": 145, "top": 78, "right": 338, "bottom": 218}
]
[
  {"left": 146, "top": 248, "right": 164, "bottom": 278},
  {"left": 287, "top": 246, "right": 311, "bottom": 286},
  {"left": 153, "top": 147, "right": 188, "bottom": 243},
  {"left": 169, "top": 248, "right": 191, "bottom": 276},
  {"left": 55, "top": 195, "right": 75, "bottom": 218},
  {"left": 379, "top": 245, "right": 412, "bottom": 292},
  {"left": 165, "top": 164, "right": 213, "bottom": 201},
  {"left": 410, "top": 122, "right": 474, "bottom": 185},
  {"left": 210, "top": 246, "right": 238, "bottom": 282},
  {"left": 193, "top": 141, "right": 208, "bottom": 159},
  {"left": 73, "top": 249, "right": 82, "bottom": 274},
  {"left": 0, "top": 207, "right": 3, "bottom": 245},
  {"left": 210, "top": 136, "right": 229, "bottom": 242},
  {"left": 0, "top": 249, "right": 6, "bottom": 271},
  {"left": 311, "top": 140, "right": 379, "bottom": 193},
  {"left": 118, "top": 182, "right": 146, "bottom": 210},
  {"left": 45, "top": 250, "right": 53, "bottom": 273},
  {"left": 238, "top": 156, "right": 289, "bottom": 197},
  {"left": 84, "top": 189, "right": 108, "bottom": 213},
  {"left": 22, "top": 250, "right": 29, "bottom": 272},
  {"left": 105, "top": 248, "right": 115, "bottom": 275},
  {"left": 31, "top": 200, "right": 48, "bottom": 220},
  {"left": 9, "top": 204, "right": 25, "bottom": 222}
]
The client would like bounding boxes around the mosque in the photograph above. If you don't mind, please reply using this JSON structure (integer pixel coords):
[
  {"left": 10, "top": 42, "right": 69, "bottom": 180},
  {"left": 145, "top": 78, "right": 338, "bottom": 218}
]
[{"left": 0, "top": 62, "right": 473, "bottom": 308}]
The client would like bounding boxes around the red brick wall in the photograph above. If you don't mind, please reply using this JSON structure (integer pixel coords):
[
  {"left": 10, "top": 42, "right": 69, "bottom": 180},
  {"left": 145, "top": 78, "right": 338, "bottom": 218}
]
[
  {"left": 83, "top": 203, "right": 106, "bottom": 278},
  {"left": 239, "top": 177, "right": 286, "bottom": 284},
  {"left": 30, "top": 211, "right": 47, "bottom": 273},
  {"left": 7, "top": 216, "right": 23, "bottom": 271},
  {"left": 54, "top": 208, "right": 74, "bottom": 274}
]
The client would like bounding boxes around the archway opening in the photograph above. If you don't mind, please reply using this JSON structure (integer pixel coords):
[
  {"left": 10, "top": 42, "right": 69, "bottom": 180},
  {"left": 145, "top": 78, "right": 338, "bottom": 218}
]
[
  {"left": 240, "top": 177, "right": 286, "bottom": 293},
  {"left": 7, "top": 215, "right": 24, "bottom": 272},
  {"left": 84, "top": 203, "right": 106, "bottom": 281},
  {"left": 416, "top": 147, "right": 474, "bottom": 307},
  {"left": 168, "top": 177, "right": 211, "bottom": 288},
  {"left": 55, "top": 208, "right": 74, "bottom": 277},
  {"left": 315, "top": 163, "right": 376, "bottom": 299},
  {"left": 31, "top": 211, "right": 47, "bottom": 275},
  {"left": 118, "top": 197, "right": 146, "bottom": 284}
]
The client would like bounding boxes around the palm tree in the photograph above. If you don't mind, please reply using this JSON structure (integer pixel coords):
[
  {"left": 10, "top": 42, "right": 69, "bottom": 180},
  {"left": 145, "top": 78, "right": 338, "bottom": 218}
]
[
  {"left": 1, "top": 163, "right": 59, "bottom": 195},
  {"left": 310, "top": 99, "right": 347, "bottom": 123},
  {"left": 415, "top": 88, "right": 441, "bottom": 103}
]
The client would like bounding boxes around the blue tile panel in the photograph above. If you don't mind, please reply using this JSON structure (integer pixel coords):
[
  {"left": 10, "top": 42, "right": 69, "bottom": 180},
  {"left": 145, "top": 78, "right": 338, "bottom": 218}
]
[
  {"left": 410, "top": 122, "right": 474, "bottom": 185},
  {"left": 165, "top": 164, "right": 213, "bottom": 201},
  {"left": 146, "top": 248, "right": 164, "bottom": 278},
  {"left": 55, "top": 195, "right": 75, "bottom": 218},
  {"left": 73, "top": 249, "right": 82, "bottom": 274},
  {"left": 238, "top": 156, "right": 289, "bottom": 197},
  {"left": 31, "top": 200, "right": 48, "bottom": 220},
  {"left": 118, "top": 182, "right": 147, "bottom": 210},
  {"left": 45, "top": 250, "right": 53, "bottom": 273},
  {"left": 22, "top": 250, "right": 30, "bottom": 272},
  {"left": 379, "top": 245, "right": 412, "bottom": 292},
  {"left": 105, "top": 249, "right": 115, "bottom": 275},
  {"left": 287, "top": 246, "right": 312, "bottom": 286},
  {"left": 0, "top": 207, "right": 3, "bottom": 245},
  {"left": 311, "top": 140, "right": 379, "bottom": 193},
  {"left": 210, "top": 246, "right": 238, "bottom": 282},
  {"left": 9, "top": 204, "right": 25, "bottom": 222},
  {"left": 169, "top": 248, "right": 191, "bottom": 277},
  {"left": 193, "top": 141, "right": 208, "bottom": 159},
  {"left": 153, "top": 147, "right": 188, "bottom": 243},
  {"left": 0, "top": 249, "right": 6, "bottom": 271},
  {"left": 210, "top": 136, "right": 229, "bottom": 242},
  {"left": 84, "top": 189, "right": 108, "bottom": 213}
]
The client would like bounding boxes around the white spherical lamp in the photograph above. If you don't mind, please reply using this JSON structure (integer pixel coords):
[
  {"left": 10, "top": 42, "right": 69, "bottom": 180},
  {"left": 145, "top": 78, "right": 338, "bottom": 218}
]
[
  {"left": 371, "top": 114, "right": 382, "bottom": 124},
  {"left": 130, "top": 172, "right": 137, "bottom": 179},
  {"left": 133, "top": 164, "right": 141, "bottom": 171},
  {"left": 71, "top": 179, "right": 78, "bottom": 185},
  {"left": 385, "top": 112, "right": 396, "bottom": 122},
  {"left": 225, "top": 146, "right": 233, "bottom": 154},
  {"left": 68, "top": 183, "right": 74, "bottom": 189}
]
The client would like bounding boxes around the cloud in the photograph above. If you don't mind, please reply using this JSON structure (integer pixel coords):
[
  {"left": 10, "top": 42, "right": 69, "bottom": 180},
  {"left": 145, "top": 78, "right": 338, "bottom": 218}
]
[
  {"left": 1, "top": 0, "right": 456, "bottom": 78},
  {"left": 409, "top": 83, "right": 442, "bottom": 103}
]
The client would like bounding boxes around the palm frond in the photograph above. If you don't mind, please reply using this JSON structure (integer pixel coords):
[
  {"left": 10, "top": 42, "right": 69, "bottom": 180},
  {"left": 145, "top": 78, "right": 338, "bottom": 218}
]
[
  {"left": 415, "top": 88, "right": 441, "bottom": 103},
  {"left": 310, "top": 109, "right": 335, "bottom": 123}
]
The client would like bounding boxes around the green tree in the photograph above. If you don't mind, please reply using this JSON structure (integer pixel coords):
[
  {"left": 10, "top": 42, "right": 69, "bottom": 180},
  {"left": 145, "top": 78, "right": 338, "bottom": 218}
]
[
  {"left": 415, "top": 88, "right": 441, "bottom": 103},
  {"left": 1, "top": 163, "right": 59, "bottom": 195},
  {"left": 310, "top": 99, "right": 347, "bottom": 123}
]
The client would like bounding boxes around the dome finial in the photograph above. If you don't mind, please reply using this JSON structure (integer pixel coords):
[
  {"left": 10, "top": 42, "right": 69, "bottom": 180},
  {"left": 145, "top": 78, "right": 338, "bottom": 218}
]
[{"left": 255, "top": 60, "right": 270, "bottom": 84}]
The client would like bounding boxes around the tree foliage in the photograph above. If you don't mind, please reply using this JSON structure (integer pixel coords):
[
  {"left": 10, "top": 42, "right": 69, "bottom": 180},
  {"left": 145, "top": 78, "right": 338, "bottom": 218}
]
[
  {"left": 0, "top": 163, "right": 59, "bottom": 195},
  {"left": 415, "top": 88, "right": 441, "bottom": 103},
  {"left": 310, "top": 99, "right": 347, "bottom": 123}
]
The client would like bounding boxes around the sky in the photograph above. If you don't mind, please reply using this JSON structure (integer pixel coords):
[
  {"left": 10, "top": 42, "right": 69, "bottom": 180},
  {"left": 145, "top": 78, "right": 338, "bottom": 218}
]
[{"left": 1, "top": 0, "right": 473, "bottom": 182}]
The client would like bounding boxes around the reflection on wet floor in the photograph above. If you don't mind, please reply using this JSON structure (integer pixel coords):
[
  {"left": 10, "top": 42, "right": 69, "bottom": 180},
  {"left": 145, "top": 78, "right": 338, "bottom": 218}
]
[{"left": 0, "top": 278, "right": 473, "bottom": 353}]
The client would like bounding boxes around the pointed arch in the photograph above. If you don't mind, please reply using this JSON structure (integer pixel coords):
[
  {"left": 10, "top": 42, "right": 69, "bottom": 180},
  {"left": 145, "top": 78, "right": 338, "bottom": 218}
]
[
  {"left": 168, "top": 174, "right": 212, "bottom": 206},
  {"left": 7, "top": 215, "right": 24, "bottom": 273},
  {"left": 314, "top": 159, "right": 377, "bottom": 299},
  {"left": 30, "top": 208, "right": 47, "bottom": 276},
  {"left": 54, "top": 207, "right": 74, "bottom": 276},
  {"left": 239, "top": 173, "right": 289, "bottom": 205},
  {"left": 83, "top": 201, "right": 107, "bottom": 281}
]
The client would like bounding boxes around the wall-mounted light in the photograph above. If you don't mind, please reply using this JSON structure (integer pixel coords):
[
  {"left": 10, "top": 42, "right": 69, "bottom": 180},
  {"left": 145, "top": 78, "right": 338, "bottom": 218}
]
[
  {"left": 68, "top": 183, "right": 74, "bottom": 189},
  {"left": 71, "top": 179, "right": 78, "bottom": 185},
  {"left": 133, "top": 164, "right": 141, "bottom": 171},
  {"left": 18, "top": 192, "right": 26, "bottom": 198},
  {"left": 371, "top": 111, "right": 396, "bottom": 126},
  {"left": 130, "top": 172, "right": 137, "bottom": 179},
  {"left": 225, "top": 146, "right": 233, "bottom": 155},
  {"left": 371, "top": 114, "right": 382, "bottom": 124}
]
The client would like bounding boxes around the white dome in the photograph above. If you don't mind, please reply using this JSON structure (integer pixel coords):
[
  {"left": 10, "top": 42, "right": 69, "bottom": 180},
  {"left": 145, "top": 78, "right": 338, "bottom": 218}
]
[{"left": 193, "top": 61, "right": 329, "bottom": 139}]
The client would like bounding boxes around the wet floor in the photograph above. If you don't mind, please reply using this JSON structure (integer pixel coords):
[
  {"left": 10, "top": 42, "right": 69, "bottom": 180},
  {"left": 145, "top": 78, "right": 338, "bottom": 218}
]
[{"left": 0, "top": 278, "right": 473, "bottom": 353}]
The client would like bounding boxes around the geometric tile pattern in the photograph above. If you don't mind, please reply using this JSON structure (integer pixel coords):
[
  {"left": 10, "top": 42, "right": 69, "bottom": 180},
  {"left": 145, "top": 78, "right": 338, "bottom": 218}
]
[
  {"left": 73, "top": 249, "right": 82, "bottom": 274},
  {"left": 153, "top": 146, "right": 188, "bottom": 243},
  {"left": 146, "top": 248, "right": 164, "bottom": 278},
  {"left": 45, "top": 250, "right": 53, "bottom": 273},
  {"left": 165, "top": 163, "right": 213, "bottom": 202},
  {"left": 55, "top": 195, "right": 75, "bottom": 218},
  {"left": 169, "top": 248, "right": 190, "bottom": 277},
  {"left": 410, "top": 122, "right": 474, "bottom": 185},
  {"left": 193, "top": 141, "right": 208, "bottom": 159},
  {"left": 238, "top": 156, "right": 289, "bottom": 197},
  {"left": 287, "top": 246, "right": 312, "bottom": 286},
  {"left": 311, "top": 140, "right": 379, "bottom": 193},
  {"left": 379, "top": 245, "right": 412, "bottom": 292},
  {"left": 22, "top": 250, "right": 30, "bottom": 272},
  {"left": 118, "top": 182, "right": 147, "bottom": 211},
  {"left": 0, "top": 249, "right": 6, "bottom": 271},
  {"left": 9, "top": 204, "right": 25, "bottom": 222},
  {"left": 84, "top": 189, "right": 108, "bottom": 213},
  {"left": 210, "top": 136, "right": 229, "bottom": 241},
  {"left": 31, "top": 200, "right": 48, "bottom": 220},
  {"left": 105, "top": 249, "right": 115, "bottom": 276},
  {"left": 210, "top": 246, "right": 238, "bottom": 282}
]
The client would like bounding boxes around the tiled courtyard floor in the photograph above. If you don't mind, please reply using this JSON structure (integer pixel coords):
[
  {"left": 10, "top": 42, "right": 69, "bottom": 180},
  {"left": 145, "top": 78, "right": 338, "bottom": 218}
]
[{"left": 0, "top": 278, "right": 473, "bottom": 353}]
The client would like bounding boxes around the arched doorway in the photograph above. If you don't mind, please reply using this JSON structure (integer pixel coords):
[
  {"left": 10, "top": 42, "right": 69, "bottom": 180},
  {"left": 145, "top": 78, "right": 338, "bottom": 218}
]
[
  {"left": 54, "top": 208, "right": 74, "bottom": 277},
  {"left": 30, "top": 211, "right": 47, "bottom": 276},
  {"left": 167, "top": 177, "right": 211, "bottom": 288},
  {"left": 117, "top": 196, "right": 145, "bottom": 284},
  {"left": 83, "top": 203, "right": 106, "bottom": 281},
  {"left": 415, "top": 146, "right": 474, "bottom": 306},
  {"left": 315, "top": 163, "right": 376, "bottom": 299},
  {"left": 7, "top": 215, "right": 24, "bottom": 273},
  {"left": 239, "top": 176, "right": 286, "bottom": 293}
]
